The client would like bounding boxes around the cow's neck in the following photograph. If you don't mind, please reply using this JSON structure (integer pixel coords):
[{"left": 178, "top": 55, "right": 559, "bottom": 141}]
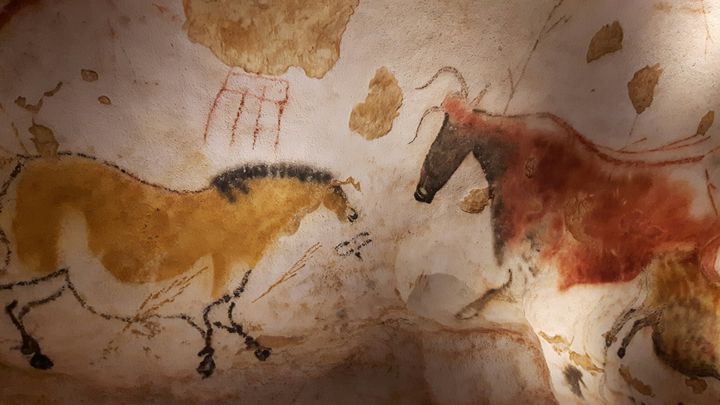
[{"left": 471, "top": 133, "right": 514, "bottom": 187}]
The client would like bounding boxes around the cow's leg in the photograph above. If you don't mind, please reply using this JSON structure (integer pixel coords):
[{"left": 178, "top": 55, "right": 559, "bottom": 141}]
[
  {"left": 212, "top": 270, "right": 271, "bottom": 361},
  {"left": 617, "top": 310, "right": 661, "bottom": 358},
  {"left": 455, "top": 270, "right": 512, "bottom": 320}
]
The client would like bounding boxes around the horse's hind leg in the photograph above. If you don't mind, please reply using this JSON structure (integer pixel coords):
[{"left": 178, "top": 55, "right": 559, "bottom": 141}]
[
  {"left": 603, "top": 307, "right": 639, "bottom": 351},
  {"left": 616, "top": 310, "right": 662, "bottom": 358},
  {"left": 5, "top": 287, "right": 65, "bottom": 370},
  {"left": 2, "top": 269, "right": 69, "bottom": 370}
]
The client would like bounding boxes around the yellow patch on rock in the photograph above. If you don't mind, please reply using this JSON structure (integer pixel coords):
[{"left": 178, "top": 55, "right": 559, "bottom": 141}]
[
  {"left": 459, "top": 187, "right": 490, "bottom": 214},
  {"left": 348, "top": 67, "right": 403, "bottom": 140},
  {"left": 628, "top": 64, "right": 662, "bottom": 114},
  {"left": 182, "top": 0, "right": 358, "bottom": 78},
  {"left": 586, "top": 21, "right": 623, "bottom": 63},
  {"left": 28, "top": 123, "right": 58, "bottom": 157},
  {"left": 619, "top": 366, "right": 654, "bottom": 397}
]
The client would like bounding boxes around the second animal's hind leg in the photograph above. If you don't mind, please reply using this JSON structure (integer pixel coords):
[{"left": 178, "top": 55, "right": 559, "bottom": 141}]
[
  {"left": 195, "top": 269, "right": 271, "bottom": 378},
  {"left": 220, "top": 301, "right": 271, "bottom": 361},
  {"left": 617, "top": 310, "right": 661, "bottom": 358},
  {"left": 213, "top": 269, "right": 271, "bottom": 361}
]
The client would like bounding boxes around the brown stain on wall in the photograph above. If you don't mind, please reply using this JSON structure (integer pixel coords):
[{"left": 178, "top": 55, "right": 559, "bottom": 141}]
[
  {"left": 458, "top": 187, "right": 490, "bottom": 214},
  {"left": 81, "top": 69, "right": 99, "bottom": 82},
  {"left": 28, "top": 123, "right": 57, "bottom": 157},
  {"left": 619, "top": 366, "right": 654, "bottom": 397},
  {"left": 628, "top": 64, "right": 662, "bottom": 114},
  {"left": 12, "top": 155, "right": 354, "bottom": 297},
  {"left": 182, "top": 0, "right": 359, "bottom": 78},
  {"left": 349, "top": 67, "right": 404, "bottom": 140},
  {"left": 586, "top": 21, "right": 623, "bottom": 63}
]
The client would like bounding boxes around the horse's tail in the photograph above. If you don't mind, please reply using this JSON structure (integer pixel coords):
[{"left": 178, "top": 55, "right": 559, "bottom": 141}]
[{"left": 0, "top": 158, "right": 26, "bottom": 274}]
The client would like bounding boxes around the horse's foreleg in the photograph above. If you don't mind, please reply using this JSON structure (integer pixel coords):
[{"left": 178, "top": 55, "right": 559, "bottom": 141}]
[
  {"left": 212, "top": 270, "right": 271, "bottom": 361},
  {"left": 222, "top": 301, "right": 271, "bottom": 361}
]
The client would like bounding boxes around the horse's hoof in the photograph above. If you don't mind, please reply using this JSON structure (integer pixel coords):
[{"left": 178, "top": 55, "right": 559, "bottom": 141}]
[
  {"left": 617, "top": 347, "right": 626, "bottom": 358},
  {"left": 196, "top": 354, "right": 215, "bottom": 379},
  {"left": 254, "top": 348, "right": 271, "bottom": 361},
  {"left": 29, "top": 352, "right": 53, "bottom": 370}
]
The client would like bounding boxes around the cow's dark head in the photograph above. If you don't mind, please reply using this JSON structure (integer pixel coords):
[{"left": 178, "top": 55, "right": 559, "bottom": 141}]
[{"left": 414, "top": 113, "right": 475, "bottom": 203}]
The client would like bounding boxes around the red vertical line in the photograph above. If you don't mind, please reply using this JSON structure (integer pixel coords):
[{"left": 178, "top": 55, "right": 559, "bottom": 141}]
[
  {"left": 203, "top": 71, "right": 233, "bottom": 142},
  {"left": 252, "top": 86, "right": 267, "bottom": 149},
  {"left": 230, "top": 92, "right": 246, "bottom": 146},
  {"left": 274, "top": 101, "right": 287, "bottom": 150},
  {"left": 273, "top": 81, "right": 290, "bottom": 150}
]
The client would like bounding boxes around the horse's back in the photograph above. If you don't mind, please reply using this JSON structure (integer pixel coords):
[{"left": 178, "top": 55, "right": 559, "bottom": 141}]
[{"left": 11, "top": 155, "right": 201, "bottom": 280}]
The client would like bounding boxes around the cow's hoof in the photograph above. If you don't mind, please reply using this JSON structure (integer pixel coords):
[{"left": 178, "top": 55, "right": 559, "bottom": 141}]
[
  {"left": 254, "top": 348, "right": 271, "bottom": 361},
  {"left": 617, "top": 347, "right": 626, "bottom": 358},
  {"left": 30, "top": 352, "right": 53, "bottom": 370},
  {"left": 196, "top": 354, "right": 215, "bottom": 379}
]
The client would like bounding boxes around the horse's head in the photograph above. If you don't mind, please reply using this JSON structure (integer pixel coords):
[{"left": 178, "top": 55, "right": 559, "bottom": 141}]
[
  {"left": 414, "top": 112, "right": 475, "bottom": 204},
  {"left": 323, "top": 181, "right": 359, "bottom": 223}
]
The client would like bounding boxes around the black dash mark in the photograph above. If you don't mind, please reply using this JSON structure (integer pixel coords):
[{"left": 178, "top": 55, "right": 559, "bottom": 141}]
[{"left": 335, "top": 232, "right": 372, "bottom": 260}]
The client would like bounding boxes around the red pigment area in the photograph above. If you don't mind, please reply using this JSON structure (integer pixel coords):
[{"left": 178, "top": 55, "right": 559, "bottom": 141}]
[{"left": 443, "top": 96, "right": 720, "bottom": 289}]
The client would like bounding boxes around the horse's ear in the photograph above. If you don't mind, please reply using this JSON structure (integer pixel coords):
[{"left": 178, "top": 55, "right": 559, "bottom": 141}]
[{"left": 330, "top": 177, "right": 361, "bottom": 192}]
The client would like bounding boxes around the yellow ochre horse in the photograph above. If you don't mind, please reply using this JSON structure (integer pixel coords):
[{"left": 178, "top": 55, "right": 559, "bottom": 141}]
[{"left": 0, "top": 152, "right": 359, "bottom": 378}]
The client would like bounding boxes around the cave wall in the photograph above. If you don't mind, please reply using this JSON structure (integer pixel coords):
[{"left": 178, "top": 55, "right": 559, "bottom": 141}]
[{"left": 1, "top": 0, "right": 720, "bottom": 403}]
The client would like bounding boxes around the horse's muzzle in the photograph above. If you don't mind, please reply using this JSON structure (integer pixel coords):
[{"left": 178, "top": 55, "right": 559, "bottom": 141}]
[
  {"left": 347, "top": 208, "right": 359, "bottom": 222},
  {"left": 414, "top": 186, "right": 434, "bottom": 204}
]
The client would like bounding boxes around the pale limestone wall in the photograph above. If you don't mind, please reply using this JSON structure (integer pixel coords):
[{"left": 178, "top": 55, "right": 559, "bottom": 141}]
[{"left": 0, "top": 1, "right": 719, "bottom": 404}]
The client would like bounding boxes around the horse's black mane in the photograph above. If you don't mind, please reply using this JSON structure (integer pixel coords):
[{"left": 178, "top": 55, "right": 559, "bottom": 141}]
[{"left": 212, "top": 163, "right": 334, "bottom": 202}]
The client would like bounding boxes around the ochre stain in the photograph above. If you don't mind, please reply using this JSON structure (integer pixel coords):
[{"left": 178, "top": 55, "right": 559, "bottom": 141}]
[
  {"left": 459, "top": 187, "right": 490, "bottom": 214},
  {"left": 619, "top": 366, "right": 654, "bottom": 397},
  {"left": 349, "top": 67, "right": 404, "bottom": 140},
  {"left": 182, "top": 0, "right": 358, "bottom": 78},
  {"left": 12, "top": 155, "right": 354, "bottom": 297},
  {"left": 440, "top": 96, "right": 720, "bottom": 290}
]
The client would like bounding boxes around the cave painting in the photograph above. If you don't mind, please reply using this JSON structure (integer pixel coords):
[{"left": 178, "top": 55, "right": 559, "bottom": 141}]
[
  {"left": 183, "top": 0, "right": 359, "bottom": 78},
  {"left": 605, "top": 250, "right": 720, "bottom": 382},
  {"left": 412, "top": 67, "right": 720, "bottom": 381},
  {"left": 349, "top": 67, "right": 403, "bottom": 140},
  {"left": 203, "top": 69, "right": 289, "bottom": 150},
  {"left": 0, "top": 153, "right": 358, "bottom": 378}
]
